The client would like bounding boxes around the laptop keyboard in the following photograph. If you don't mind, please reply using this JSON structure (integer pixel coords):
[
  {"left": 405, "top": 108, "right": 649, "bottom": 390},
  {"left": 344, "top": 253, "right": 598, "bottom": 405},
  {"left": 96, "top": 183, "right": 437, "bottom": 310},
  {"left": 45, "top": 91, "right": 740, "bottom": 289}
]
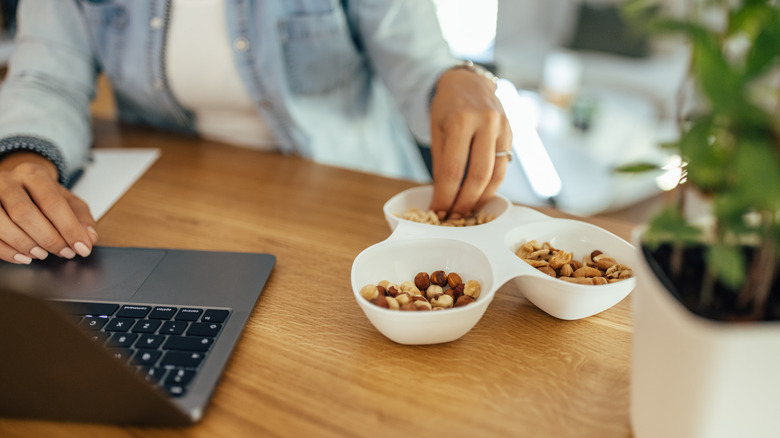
[{"left": 57, "top": 301, "right": 231, "bottom": 398}]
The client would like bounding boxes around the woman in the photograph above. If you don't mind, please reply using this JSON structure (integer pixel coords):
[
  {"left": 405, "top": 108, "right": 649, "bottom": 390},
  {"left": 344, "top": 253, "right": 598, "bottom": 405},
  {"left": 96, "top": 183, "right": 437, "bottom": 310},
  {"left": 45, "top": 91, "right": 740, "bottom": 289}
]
[{"left": 0, "top": 0, "right": 511, "bottom": 264}]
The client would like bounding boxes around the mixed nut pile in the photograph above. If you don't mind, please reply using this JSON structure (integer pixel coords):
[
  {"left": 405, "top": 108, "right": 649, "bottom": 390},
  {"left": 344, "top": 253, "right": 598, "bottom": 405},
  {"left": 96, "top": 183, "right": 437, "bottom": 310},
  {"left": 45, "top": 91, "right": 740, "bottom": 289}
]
[
  {"left": 360, "top": 270, "right": 481, "bottom": 311},
  {"left": 516, "top": 240, "right": 633, "bottom": 285},
  {"left": 397, "top": 208, "right": 495, "bottom": 227}
]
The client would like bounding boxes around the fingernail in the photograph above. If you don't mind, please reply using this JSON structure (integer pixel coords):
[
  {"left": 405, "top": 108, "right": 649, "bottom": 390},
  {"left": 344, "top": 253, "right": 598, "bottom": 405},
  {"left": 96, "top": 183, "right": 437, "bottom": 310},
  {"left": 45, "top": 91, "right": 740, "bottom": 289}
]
[
  {"left": 436, "top": 211, "right": 448, "bottom": 220},
  {"left": 13, "top": 253, "right": 32, "bottom": 264},
  {"left": 74, "top": 241, "right": 91, "bottom": 258},
  {"left": 59, "top": 247, "right": 76, "bottom": 259},
  {"left": 30, "top": 246, "right": 49, "bottom": 260},
  {"left": 87, "top": 226, "right": 99, "bottom": 243}
]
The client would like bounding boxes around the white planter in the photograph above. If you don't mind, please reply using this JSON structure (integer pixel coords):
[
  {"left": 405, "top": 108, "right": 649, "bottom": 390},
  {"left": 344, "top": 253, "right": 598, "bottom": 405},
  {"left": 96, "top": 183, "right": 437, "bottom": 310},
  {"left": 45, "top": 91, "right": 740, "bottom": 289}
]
[{"left": 631, "top": 239, "right": 780, "bottom": 438}]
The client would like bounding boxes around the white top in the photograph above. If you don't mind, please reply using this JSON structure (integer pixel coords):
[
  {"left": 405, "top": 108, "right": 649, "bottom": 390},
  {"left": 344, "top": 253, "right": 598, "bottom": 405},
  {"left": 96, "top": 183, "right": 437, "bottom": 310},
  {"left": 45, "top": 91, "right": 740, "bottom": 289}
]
[{"left": 166, "top": 0, "right": 277, "bottom": 150}]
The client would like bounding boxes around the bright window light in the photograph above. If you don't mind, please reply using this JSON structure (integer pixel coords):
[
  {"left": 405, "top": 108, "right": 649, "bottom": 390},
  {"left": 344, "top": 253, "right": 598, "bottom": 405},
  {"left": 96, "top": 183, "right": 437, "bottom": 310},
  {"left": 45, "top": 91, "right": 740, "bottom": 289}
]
[{"left": 432, "top": 0, "right": 498, "bottom": 62}]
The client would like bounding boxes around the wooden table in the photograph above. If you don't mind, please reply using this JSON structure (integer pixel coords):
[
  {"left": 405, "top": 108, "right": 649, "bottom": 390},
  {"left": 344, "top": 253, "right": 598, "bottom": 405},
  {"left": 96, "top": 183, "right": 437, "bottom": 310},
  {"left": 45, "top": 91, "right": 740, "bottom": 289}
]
[{"left": 0, "top": 120, "right": 638, "bottom": 438}]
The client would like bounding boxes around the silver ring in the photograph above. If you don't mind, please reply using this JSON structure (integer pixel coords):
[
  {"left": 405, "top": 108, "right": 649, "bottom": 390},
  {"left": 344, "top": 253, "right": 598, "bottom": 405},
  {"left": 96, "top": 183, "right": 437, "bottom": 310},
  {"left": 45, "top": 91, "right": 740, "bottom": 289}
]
[{"left": 495, "top": 150, "right": 513, "bottom": 162}]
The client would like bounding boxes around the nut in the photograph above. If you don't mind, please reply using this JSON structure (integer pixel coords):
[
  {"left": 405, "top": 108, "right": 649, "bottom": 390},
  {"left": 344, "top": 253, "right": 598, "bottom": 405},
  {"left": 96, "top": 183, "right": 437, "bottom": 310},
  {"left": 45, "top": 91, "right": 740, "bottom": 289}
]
[
  {"left": 573, "top": 266, "right": 603, "bottom": 278},
  {"left": 360, "top": 284, "right": 379, "bottom": 300},
  {"left": 515, "top": 241, "right": 632, "bottom": 286},
  {"left": 548, "top": 250, "right": 572, "bottom": 269},
  {"left": 426, "top": 284, "right": 444, "bottom": 300},
  {"left": 463, "top": 280, "right": 481, "bottom": 299},
  {"left": 362, "top": 271, "right": 482, "bottom": 310},
  {"left": 430, "top": 294, "right": 454, "bottom": 309},
  {"left": 395, "top": 292, "right": 411, "bottom": 305},
  {"left": 414, "top": 272, "right": 430, "bottom": 290},
  {"left": 454, "top": 295, "right": 475, "bottom": 307},
  {"left": 447, "top": 272, "right": 462, "bottom": 288},
  {"left": 430, "top": 270, "right": 448, "bottom": 286}
]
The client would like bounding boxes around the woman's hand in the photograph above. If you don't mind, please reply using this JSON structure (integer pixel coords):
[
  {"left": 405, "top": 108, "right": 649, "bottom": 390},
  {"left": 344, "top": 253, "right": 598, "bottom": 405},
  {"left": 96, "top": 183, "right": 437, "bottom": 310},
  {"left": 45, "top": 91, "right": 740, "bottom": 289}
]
[
  {"left": 429, "top": 65, "right": 512, "bottom": 220},
  {"left": 0, "top": 152, "right": 97, "bottom": 264}
]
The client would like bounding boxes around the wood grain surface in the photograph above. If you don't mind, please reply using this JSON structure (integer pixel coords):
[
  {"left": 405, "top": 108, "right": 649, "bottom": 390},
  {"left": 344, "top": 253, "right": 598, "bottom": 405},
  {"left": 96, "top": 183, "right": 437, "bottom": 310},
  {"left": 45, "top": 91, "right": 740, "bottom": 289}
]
[{"left": 0, "top": 120, "right": 638, "bottom": 438}]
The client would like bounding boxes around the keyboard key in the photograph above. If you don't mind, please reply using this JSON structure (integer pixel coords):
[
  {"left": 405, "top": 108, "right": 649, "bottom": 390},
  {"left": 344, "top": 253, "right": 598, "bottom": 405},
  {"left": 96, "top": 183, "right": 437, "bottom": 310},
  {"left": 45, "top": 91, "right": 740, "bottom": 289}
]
[
  {"left": 86, "top": 331, "right": 111, "bottom": 344},
  {"left": 79, "top": 316, "right": 109, "bottom": 330},
  {"left": 108, "top": 348, "right": 132, "bottom": 363},
  {"left": 160, "top": 351, "right": 205, "bottom": 368},
  {"left": 160, "top": 321, "right": 188, "bottom": 335},
  {"left": 132, "top": 319, "right": 162, "bottom": 333},
  {"left": 175, "top": 308, "right": 203, "bottom": 321},
  {"left": 165, "top": 368, "right": 196, "bottom": 386},
  {"left": 186, "top": 322, "right": 222, "bottom": 337},
  {"left": 104, "top": 318, "right": 137, "bottom": 332},
  {"left": 163, "top": 336, "right": 214, "bottom": 352},
  {"left": 133, "top": 349, "right": 163, "bottom": 366},
  {"left": 58, "top": 302, "right": 119, "bottom": 316},
  {"left": 136, "top": 334, "right": 165, "bottom": 349},
  {"left": 148, "top": 306, "right": 178, "bottom": 320},
  {"left": 108, "top": 333, "right": 139, "bottom": 348},
  {"left": 202, "top": 309, "right": 229, "bottom": 323},
  {"left": 116, "top": 305, "right": 151, "bottom": 318},
  {"left": 141, "top": 367, "right": 167, "bottom": 384},
  {"left": 165, "top": 384, "right": 187, "bottom": 397}
]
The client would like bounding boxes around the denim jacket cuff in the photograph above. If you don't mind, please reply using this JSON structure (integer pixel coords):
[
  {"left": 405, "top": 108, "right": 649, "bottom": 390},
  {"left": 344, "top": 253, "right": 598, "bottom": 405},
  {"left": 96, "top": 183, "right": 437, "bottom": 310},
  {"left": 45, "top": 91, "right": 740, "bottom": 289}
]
[{"left": 0, "top": 135, "right": 69, "bottom": 186}]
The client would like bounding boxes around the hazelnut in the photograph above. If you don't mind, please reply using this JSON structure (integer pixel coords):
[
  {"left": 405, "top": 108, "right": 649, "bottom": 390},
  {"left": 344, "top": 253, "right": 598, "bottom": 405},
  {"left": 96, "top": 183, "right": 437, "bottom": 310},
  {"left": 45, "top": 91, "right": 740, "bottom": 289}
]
[
  {"left": 454, "top": 295, "right": 475, "bottom": 307},
  {"left": 426, "top": 284, "right": 444, "bottom": 300},
  {"left": 395, "top": 292, "right": 412, "bottom": 305},
  {"left": 414, "top": 272, "right": 431, "bottom": 290},
  {"left": 463, "top": 280, "right": 481, "bottom": 299},
  {"left": 360, "top": 284, "right": 379, "bottom": 300},
  {"left": 430, "top": 270, "right": 448, "bottom": 286},
  {"left": 399, "top": 302, "right": 417, "bottom": 311},
  {"left": 371, "top": 295, "right": 389, "bottom": 308},
  {"left": 400, "top": 281, "right": 422, "bottom": 296},
  {"left": 414, "top": 300, "right": 432, "bottom": 311},
  {"left": 447, "top": 272, "right": 463, "bottom": 288},
  {"left": 430, "top": 294, "right": 454, "bottom": 308},
  {"left": 385, "top": 296, "right": 400, "bottom": 310}
]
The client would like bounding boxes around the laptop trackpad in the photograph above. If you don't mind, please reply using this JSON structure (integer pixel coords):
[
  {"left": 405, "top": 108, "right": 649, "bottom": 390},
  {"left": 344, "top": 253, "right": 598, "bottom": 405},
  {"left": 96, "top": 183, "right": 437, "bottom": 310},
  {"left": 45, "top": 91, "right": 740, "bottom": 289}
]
[{"left": 0, "top": 247, "right": 165, "bottom": 300}]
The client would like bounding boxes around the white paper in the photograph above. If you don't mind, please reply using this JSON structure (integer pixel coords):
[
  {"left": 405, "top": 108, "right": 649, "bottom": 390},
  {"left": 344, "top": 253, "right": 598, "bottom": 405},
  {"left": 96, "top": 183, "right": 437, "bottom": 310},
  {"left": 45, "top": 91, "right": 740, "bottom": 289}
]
[{"left": 70, "top": 149, "right": 161, "bottom": 220}]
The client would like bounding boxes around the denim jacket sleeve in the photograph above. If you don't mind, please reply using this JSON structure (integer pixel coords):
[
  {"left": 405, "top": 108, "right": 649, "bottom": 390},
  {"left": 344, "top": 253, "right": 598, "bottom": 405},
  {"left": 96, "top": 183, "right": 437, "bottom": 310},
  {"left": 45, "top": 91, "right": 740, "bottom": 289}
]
[
  {"left": 346, "top": 0, "right": 457, "bottom": 145},
  {"left": 0, "top": 0, "right": 97, "bottom": 185}
]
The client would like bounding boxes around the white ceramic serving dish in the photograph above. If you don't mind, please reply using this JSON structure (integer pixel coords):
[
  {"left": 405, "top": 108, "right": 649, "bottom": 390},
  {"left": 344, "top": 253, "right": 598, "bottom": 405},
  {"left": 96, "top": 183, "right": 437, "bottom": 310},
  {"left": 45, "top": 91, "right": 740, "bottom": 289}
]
[{"left": 351, "top": 185, "right": 636, "bottom": 345}]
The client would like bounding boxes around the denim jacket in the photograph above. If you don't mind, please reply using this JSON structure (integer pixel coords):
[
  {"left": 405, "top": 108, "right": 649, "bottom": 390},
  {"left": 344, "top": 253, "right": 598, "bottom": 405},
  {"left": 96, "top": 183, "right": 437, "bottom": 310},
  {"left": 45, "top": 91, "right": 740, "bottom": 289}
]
[{"left": 0, "top": 0, "right": 456, "bottom": 184}]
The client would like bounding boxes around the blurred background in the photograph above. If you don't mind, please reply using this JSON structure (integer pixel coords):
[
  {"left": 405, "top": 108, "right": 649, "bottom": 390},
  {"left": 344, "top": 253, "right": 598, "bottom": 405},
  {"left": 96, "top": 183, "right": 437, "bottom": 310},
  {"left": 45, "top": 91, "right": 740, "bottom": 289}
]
[{"left": 0, "top": 0, "right": 690, "bottom": 218}]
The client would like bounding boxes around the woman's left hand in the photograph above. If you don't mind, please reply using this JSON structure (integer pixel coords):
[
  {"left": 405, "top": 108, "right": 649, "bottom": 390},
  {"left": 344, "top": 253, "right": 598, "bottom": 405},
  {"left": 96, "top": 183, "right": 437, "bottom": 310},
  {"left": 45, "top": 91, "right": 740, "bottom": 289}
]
[{"left": 428, "top": 66, "right": 513, "bottom": 220}]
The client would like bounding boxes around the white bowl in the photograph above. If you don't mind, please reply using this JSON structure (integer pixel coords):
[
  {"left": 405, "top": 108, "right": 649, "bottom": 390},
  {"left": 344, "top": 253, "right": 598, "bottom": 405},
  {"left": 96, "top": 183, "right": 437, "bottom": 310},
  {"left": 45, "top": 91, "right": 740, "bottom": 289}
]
[
  {"left": 351, "top": 238, "right": 495, "bottom": 345},
  {"left": 503, "top": 218, "right": 636, "bottom": 320},
  {"left": 351, "top": 186, "right": 636, "bottom": 345},
  {"left": 383, "top": 185, "right": 512, "bottom": 232}
]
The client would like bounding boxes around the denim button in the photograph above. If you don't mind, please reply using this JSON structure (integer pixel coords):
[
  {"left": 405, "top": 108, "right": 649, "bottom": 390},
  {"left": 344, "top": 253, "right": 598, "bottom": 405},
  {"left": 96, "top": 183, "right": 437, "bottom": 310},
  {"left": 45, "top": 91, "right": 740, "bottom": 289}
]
[
  {"left": 150, "top": 16, "right": 163, "bottom": 29},
  {"left": 234, "top": 37, "right": 250, "bottom": 51}
]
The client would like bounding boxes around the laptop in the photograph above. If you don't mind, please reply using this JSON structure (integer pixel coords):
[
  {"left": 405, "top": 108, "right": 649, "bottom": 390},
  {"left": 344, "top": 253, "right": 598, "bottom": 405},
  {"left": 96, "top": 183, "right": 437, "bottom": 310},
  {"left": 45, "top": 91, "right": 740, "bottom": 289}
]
[{"left": 0, "top": 245, "right": 275, "bottom": 426}]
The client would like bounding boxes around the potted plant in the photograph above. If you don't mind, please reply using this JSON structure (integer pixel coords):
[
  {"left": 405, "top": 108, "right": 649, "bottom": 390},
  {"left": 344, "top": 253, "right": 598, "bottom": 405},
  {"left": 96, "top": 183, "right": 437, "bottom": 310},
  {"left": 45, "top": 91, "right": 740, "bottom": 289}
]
[{"left": 620, "top": 0, "right": 780, "bottom": 436}]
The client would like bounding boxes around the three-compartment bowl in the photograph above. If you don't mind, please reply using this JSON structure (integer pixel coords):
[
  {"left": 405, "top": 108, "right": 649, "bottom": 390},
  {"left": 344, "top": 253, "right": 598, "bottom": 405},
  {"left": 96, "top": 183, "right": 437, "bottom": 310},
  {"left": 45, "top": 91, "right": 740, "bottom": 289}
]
[{"left": 350, "top": 186, "right": 636, "bottom": 345}]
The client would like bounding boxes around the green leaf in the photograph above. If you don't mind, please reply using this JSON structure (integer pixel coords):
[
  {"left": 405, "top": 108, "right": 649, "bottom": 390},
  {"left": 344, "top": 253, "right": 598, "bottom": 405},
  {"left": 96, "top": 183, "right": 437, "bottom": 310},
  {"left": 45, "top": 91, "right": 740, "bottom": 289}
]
[
  {"left": 644, "top": 205, "right": 703, "bottom": 247},
  {"left": 707, "top": 243, "right": 746, "bottom": 289},
  {"left": 614, "top": 162, "right": 661, "bottom": 173},
  {"left": 744, "top": 11, "right": 780, "bottom": 78}
]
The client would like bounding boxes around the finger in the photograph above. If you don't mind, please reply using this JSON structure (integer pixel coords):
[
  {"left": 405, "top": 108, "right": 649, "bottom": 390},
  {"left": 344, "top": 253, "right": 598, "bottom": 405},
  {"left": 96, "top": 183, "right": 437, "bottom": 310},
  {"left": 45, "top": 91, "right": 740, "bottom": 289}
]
[
  {"left": 430, "top": 123, "right": 471, "bottom": 219},
  {"left": 475, "top": 126, "right": 514, "bottom": 212},
  {"left": 0, "top": 239, "right": 33, "bottom": 264},
  {"left": 0, "top": 179, "right": 73, "bottom": 258},
  {"left": 0, "top": 210, "right": 49, "bottom": 260},
  {"left": 449, "top": 125, "right": 501, "bottom": 217},
  {"left": 27, "top": 180, "right": 93, "bottom": 258},
  {"left": 62, "top": 186, "right": 98, "bottom": 245}
]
